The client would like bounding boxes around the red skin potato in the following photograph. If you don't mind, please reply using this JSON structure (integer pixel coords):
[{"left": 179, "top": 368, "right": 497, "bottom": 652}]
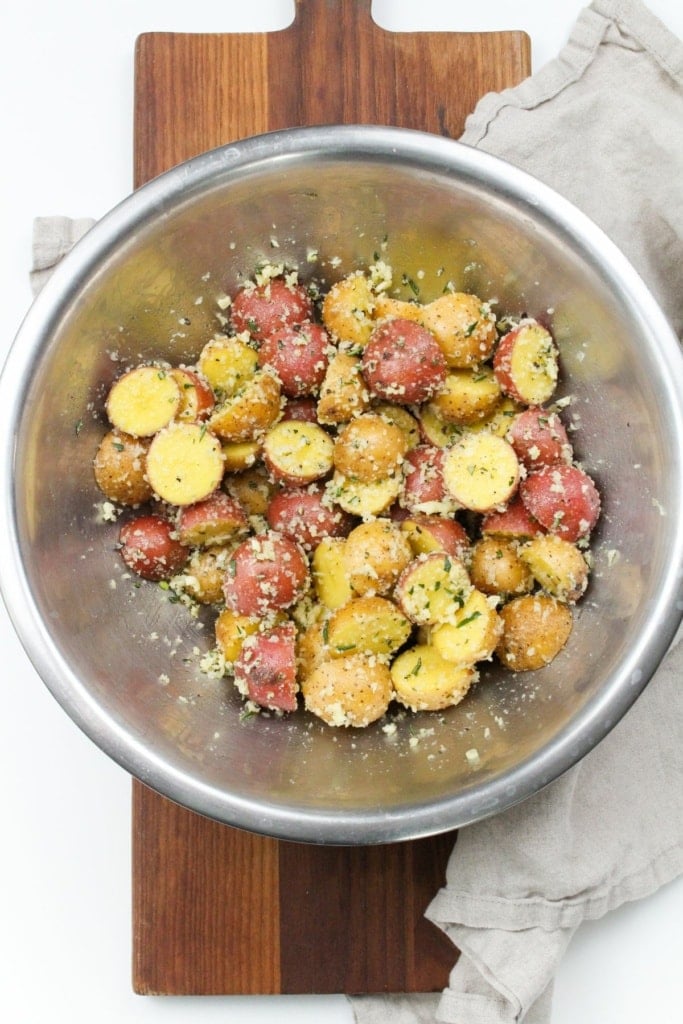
[
  {"left": 171, "top": 367, "right": 215, "bottom": 422},
  {"left": 507, "top": 407, "right": 572, "bottom": 469},
  {"left": 402, "top": 514, "right": 470, "bottom": 559},
  {"left": 266, "top": 487, "right": 354, "bottom": 551},
  {"left": 176, "top": 491, "right": 249, "bottom": 547},
  {"left": 520, "top": 464, "right": 601, "bottom": 542},
  {"left": 493, "top": 321, "right": 558, "bottom": 404},
  {"left": 481, "top": 495, "right": 546, "bottom": 539},
  {"left": 280, "top": 396, "right": 319, "bottom": 423},
  {"left": 258, "top": 322, "right": 332, "bottom": 397},
  {"left": 231, "top": 278, "right": 313, "bottom": 342},
  {"left": 223, "top": 531, "right": 309, "bottom": 616},
  {"left": 361, "top": 319, "right": 447, "bottom": 404},
  {"left": 234, "top": 621, "right": 298, "bottom": 712},
  {"left": 119, "top": 514, "right": 188, "bottom": 581},
  {"left": 400, "top": 445, "right": 448, "bottom": 512}
]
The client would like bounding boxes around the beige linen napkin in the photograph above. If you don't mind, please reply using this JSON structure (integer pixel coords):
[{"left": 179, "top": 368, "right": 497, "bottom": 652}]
[
  {"left": 30, "top": 215, "right": 96, "bottom": 296},
  {"left": 349, "top": 1, "right": 683, "bottom": 1022},
  {"left": 29, "top": 3, "right": 682, "bottom": 1021}
]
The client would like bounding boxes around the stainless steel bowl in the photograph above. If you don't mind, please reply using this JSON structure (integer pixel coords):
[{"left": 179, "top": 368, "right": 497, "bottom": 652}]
[{"left": 2, "top": 125, "right": 682, "bottom": 844}]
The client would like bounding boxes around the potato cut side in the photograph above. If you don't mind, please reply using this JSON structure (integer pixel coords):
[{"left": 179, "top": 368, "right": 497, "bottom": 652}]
[
  {"left": 263, "top": 420, "right": 334, "bottom": 484},
  {"left": 221, "top": 439, "right": 261, "bottom": 472},
  {"left": 431, "top": 590, "right": 502, "bottom": 665},
  {"left": 494, "top": 322, "right": 558, "bottom": 405},
  {"left": 443, "top": 433, "right": 519, "bottom": 512},
  {"left": 326, "top": 596, "right": 412, "bottom": 659},
  {"left": 327, "top": 470, "right": 401, "bottom": 518},
  {"left": 419, "top": 403, "right": 466, "bottom": 448},
  {"left": 312, "top": 537, "right": 353, "bottom": 609},
  {"left": 170, "top": 367, "right": 215, "bottom": 422},
  {"left": 198, "top": 334, "right": 259, "bottom": 396},
  {"left": 395, "top": 552, "right": 473, "bottom": 626},
  {"left": 428, "top": 368, "right": 501, "bottom": 426},
  {"left": 508, "top": 325, "right": 558, "bottom": 403},
  {"left": 390, "top": 644, "right": 477, "bottom": 712},
  {"left": 146, "top": 422, "right": 224, "bottom": 505},
  {"left": 467, "top": 396, "right": 521, "bottom": 437},
  {"left": 106, "top": 365, "right": 181, "bottom": 437},
  {"left": 215, "top": 607, "right": 260, "bottom": 663}
]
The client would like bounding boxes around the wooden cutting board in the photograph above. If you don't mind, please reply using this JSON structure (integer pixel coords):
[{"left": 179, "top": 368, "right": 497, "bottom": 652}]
[{"left": 131, "top": 0, "right": 530, "bottom": 997}]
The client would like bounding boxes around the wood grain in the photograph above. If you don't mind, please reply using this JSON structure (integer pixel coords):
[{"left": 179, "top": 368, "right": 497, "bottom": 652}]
[
  {"left": 134, "top": 0, "right": 530, "bottom": 184},
  {"left": 132, "top": 0, "right": 531, "bottom": 996}
]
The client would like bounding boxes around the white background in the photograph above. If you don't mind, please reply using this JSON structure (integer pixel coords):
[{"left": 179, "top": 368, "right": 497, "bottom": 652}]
[{"left": 2, "top": 2, "right": 682, "bottom": 1022}]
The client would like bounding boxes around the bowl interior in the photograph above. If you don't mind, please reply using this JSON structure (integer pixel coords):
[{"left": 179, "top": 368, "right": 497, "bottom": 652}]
[{"left": 4, "top": 128, "right": 683, "bottom": 842}]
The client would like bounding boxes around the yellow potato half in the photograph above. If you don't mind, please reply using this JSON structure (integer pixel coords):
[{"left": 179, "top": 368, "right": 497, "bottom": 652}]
[{"left": 391, "top": 644, "right": 477, "bottom": 711}]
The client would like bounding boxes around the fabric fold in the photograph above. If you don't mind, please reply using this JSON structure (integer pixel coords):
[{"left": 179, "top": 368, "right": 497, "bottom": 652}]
[
  {"left": 351, "top": 3, "right": 683, "bottom": 1020},
  {"left": 30, "top": 215, "right": 96, "bottom": 295}
]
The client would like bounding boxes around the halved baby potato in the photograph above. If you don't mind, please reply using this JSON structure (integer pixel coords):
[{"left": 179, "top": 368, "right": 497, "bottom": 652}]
[
  {"left": 220, "top": 440, "right": 261, "bottom": 473},
  {"left": 106, "top": 364, "right": 181, "bottom": 437},
  {"left": 395, "top": 551, "right": 472, "bottom": 626},
  {"left": 263, "top": 420, "right": 335, "bottom": 486},
  {"left": 198, "top": 334, "right": 259, "bottom": 397},
  {"left": 418, "top": 403, "right": 466, "bottom": 448},
  {"left": 427, "top": 368, "right": 501, "bottom": 426},
  {"left": 146, "top": 422, "right": 225, "bottom": 506},
  {"left": 390, "top": 644, "right": 477, "bottom": 712},
  {"left": 493, "top": 320, "right": 559, "bottom": 405},
  {"left": 326, "top": 595, "right": 412, "bottom": 659},
  {"left": 430, "top": 589, "right": 502, "bottom": 665},
  {"left": 223, "top": 463, "right": 275, "bottom": 516},
  {"left": 312, "top": 537, "right": 354, "bottom": 609},
  {"left": 176, "top": 491, "right": 249, "bottom": 547},
  {"left": 170, "top": 367, "right": 215, "bottom": 422},
  {"left": 182, "top": 546, "right": 235, "bottom": 605},
  {"left": 442, "top": 433, "right": 520, "bottom": 513},
  {"left": 327, "top": 471, "right": 401, "bottom": 518},
  {"left": 469, "top": 536, "right": 534, "bottom": 597},
  {"left": 215, "top": 607, "right": 261, "bottom": 663}
]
